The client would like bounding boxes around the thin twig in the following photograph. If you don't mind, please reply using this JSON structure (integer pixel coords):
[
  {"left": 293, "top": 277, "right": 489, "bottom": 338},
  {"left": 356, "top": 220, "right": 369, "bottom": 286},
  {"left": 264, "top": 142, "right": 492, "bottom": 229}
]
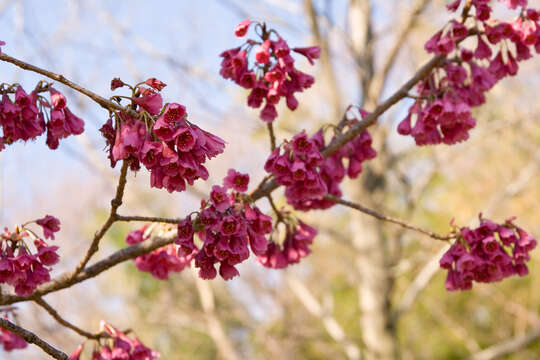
[
  {"left": 365, "top": 0, "right": 432, "bottom": 107},
  {"left": 0, "top": 52, "right": 138, "bottom": 117},
  {"left": 116, "top": 214, "right": 181, "bottom": 224},
  {"left": 0, "top": 318, "right": 69, "bottom": 360},
  {"left": 267, "top": 122, "right": 276, "bottom": 151},
  {"left": 325, "top": 194, "right": 455, "bottom": 241},
  {"left": 468, "top": 326, "right": 540, "bottom": 360},
  {"left": 35, "top": 298, "right": 99, "bottom": 339},
  {"left": 70, "top": 160, "right": 129, "bottom": 278}
]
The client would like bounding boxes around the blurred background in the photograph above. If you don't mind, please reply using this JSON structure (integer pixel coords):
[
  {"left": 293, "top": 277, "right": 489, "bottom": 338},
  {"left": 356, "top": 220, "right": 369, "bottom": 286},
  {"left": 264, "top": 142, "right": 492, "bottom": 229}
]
[{"left": 0, "top": 0, "right": 539, "bottom": 359}]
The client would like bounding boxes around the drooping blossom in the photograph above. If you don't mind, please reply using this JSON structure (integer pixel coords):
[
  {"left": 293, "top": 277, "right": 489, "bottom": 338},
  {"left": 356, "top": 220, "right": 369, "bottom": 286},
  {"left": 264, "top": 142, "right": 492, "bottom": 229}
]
[
  {"left": 101, "top": 87, "right": 226, "bottom": 192},
  {"left": 36, "top": 215, "right": 60, "bottom": 240},
  {"left": 0, "top": 84, "right": 84, "bottom": 151},
  {"left": 0, "top": 218, "right": 61, "bottom": 296},
  {"left": 220, "top": 20, "right": 320, "bottom": 122},
  {"left": 257, "top": 221, "right": 317, "bottom": 269},
  {"left": 73, "top": 321, "right": 159, "bottom": 360},
  {"left": 264, "top": 131, "right": 327, "bottom": 209},
  {"left": 125, "top": 226, "right": 193, "bottom": 280},
  {"left": 440, "top": 216, "right": 537, "bottom": 291},
  {"left": 176, "top": 170, "right": 273, "bottom": 280},
  {"left": 399, "top": 0, "right": 540, "bottom": 145}
]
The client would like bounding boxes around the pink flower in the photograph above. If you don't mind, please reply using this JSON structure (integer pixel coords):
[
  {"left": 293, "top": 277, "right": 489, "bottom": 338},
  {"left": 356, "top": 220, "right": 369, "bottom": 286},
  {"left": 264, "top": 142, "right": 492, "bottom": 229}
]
[
  {"left": 69, "top": 344, "right": 84, "bottom": 360},
  {"left": 260, "top": 103, "right": 278, "bottom": 122},
  {"left": 0, "top": 40, "right": 5, "bottom": 55},
  {"left": 133, "top": 92, "right": 163, "bottom": 115},
  {"left": 292, "top": 46, "right": 321, "bottom": 65},
  {"left": 144, "top": 77, "right": 167, "bottom": 91},
  {"left": 223, "top": 169, "right": 249, "bottom": 192},
  {"left": 210, "top": 185, "right": 231, "bottom": 212},
  {"left": 110, "top": 77, "right": 125, "bottom": 90},
  {"left": 234, "top": 19, "right": 251, "bottom": 37},
  {"left": 255, "top": 40, "right": 271, "bottom": 64},
  {"left": 36, "top": 215, "right": 60, "bottom": 240},
  {"left": 49, "top": 88, "right": 66, "bottom": 110},
  {"left": 34, "top": 240, "right": 60, "bottom": 266}
]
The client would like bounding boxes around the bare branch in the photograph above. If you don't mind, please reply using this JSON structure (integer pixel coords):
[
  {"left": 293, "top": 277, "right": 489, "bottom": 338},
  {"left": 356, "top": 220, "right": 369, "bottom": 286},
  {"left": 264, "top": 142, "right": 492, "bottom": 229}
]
[
  {"left": 35, "top": 297, "right": 99, "bottom": 339},
  {"left": 116, "top": 214, "right": 181, "bottom": 224},
  {"left": 267, "top": 122, "right": 277, "bottom": 151},
  {"left": 468, "top": 326, "right": 540, "bottom": 360},
  {"left": 0, "top": 318, "right": 69, "bottom": 360},
  {"left": 0, "top": 232, "right": 177, "bottom": 306},
  {"left": 69, "top": 160, "right": 129, "bottom": 278},
  {"left": 326, "top": 194, "right": 455, "bottom": 241},
  {"left": 0, "top": 52, "right": 138, "bottom": 117}
]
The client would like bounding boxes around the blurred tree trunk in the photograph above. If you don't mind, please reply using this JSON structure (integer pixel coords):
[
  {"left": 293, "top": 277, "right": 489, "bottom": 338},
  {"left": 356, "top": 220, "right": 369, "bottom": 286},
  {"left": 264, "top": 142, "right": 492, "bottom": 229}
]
[{"left": 349, "top": 1, "right": 398, "bottom": 359}]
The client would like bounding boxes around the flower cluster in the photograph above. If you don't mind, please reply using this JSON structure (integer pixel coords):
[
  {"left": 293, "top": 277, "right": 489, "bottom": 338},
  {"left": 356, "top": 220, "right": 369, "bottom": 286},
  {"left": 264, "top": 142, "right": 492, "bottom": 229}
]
[
  {"left": 0, "top": 84, "right": 84, "bottom": 152},
  {"left": 220, "top": 20, "right": 320, "bottom": 122},
  {"left": 177, "top": 169, "right": 273, "bottom": 280},
  {"left": 101, "top": 78, "right": 225, "bottom": 192},
  {"left": 125, "top": 225, "right": 192, "bottom": 280},
  {"left": 398, "top": 0, "right": 540, "bottom": 145},
  {"left": 264, "top": 131, "right": 327, "bottom": 210},
  {"left": 70, "top": 321, "right": 159, "bottom": 360},
  {"left": 302, "top": 111, "right": 377, "bottom": 210},
  {"left": 257, "top": 220, "right": 317, "bottom": 269},
  {"left": 0, "top": 215, "right": 60, "bottom": 296},
  {"left": 440, "top": 216, "right": 537, "bottom": 291}
]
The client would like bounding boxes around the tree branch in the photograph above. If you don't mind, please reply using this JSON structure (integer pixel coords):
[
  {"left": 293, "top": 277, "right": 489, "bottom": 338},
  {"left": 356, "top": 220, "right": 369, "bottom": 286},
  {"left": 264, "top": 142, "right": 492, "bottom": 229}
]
[
  {"left": 35, "top": 297, "right": 99, "bottom": 339},
  {"left": 0, "top": 52, "right": 138, "bottom": 117},
  {"left": 468, "top": 326, "right": 540, "bottom": 360},
  {"left": 325, "top": 194, "right": 455, "bottom": 241},
  {"left": 116, "top": 214, "right": 181, "bottom": 224},
  {"left": 69, "top": 160, "right": 129, "bottom": 278},
  {"left": 0, "top": 318, "right": 69, "bottom": 360},
  {"left": 0, "top": 232, "right": 177, "bottom": 306}
]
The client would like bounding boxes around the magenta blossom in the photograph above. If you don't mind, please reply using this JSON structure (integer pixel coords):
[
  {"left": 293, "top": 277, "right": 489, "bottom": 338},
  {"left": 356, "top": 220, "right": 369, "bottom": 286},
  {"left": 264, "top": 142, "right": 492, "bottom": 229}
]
[{"left": 36, "top": 215, "right": 60, "bottom": 240}]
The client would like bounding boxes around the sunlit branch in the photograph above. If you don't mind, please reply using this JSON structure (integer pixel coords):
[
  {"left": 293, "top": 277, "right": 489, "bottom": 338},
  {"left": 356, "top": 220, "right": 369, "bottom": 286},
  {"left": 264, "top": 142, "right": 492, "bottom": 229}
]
[
  {"left": 69, "top": 160, "right": 129, "bottom": 278},
  {"left": 325, "top": 194, "right": 456, "bottom": 241},
  {"left": 0, "top": 318, "right": 69, "bottom": 360},
  {"left": 0, "top": 52, "right": 138, "bottom": 117},
  {"left": 0, "top": 233, "right": 176, "bottom": 306},
  {"left": 35, "top": 298, "right": 100, "bottom": 340}
]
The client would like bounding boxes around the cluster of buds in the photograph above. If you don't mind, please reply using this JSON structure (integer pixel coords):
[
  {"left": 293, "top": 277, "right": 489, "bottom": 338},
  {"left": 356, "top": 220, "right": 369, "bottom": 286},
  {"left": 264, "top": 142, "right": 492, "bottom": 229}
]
[
  {"left": 440, "top": 216, "right": 537, "bottom": 291},
  {"left": 265, "top": 131, "right": 327, "bottom": 210},
  {"left": 125, "top": 225, "right": 192, "bottom": 280},
  {"left": 70, "top": 321, "right": 159, "bottom": 360},
  {"left": 0, "top": 83, "right": 84, "bottom": 152},
  {"left": 0, "top": 215, "right": 60, "bottom": 296},
  {"left": 257, "top": 220, "right": 317, "bottom": 269},
  {"left": 0, "top": 308, "right": 27, "bottom": 352},
  {"left": 398, "top": 0, "right": 540, "bottom": 145},
  {"left": 100, "top": 78, "right": 225, "bottom": 192},
  {"left": 219, "top": 19, "right": 320, "bottom": 122},
  {"left": 176, "top": 169, "right": 273, "bottom": 280}
]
